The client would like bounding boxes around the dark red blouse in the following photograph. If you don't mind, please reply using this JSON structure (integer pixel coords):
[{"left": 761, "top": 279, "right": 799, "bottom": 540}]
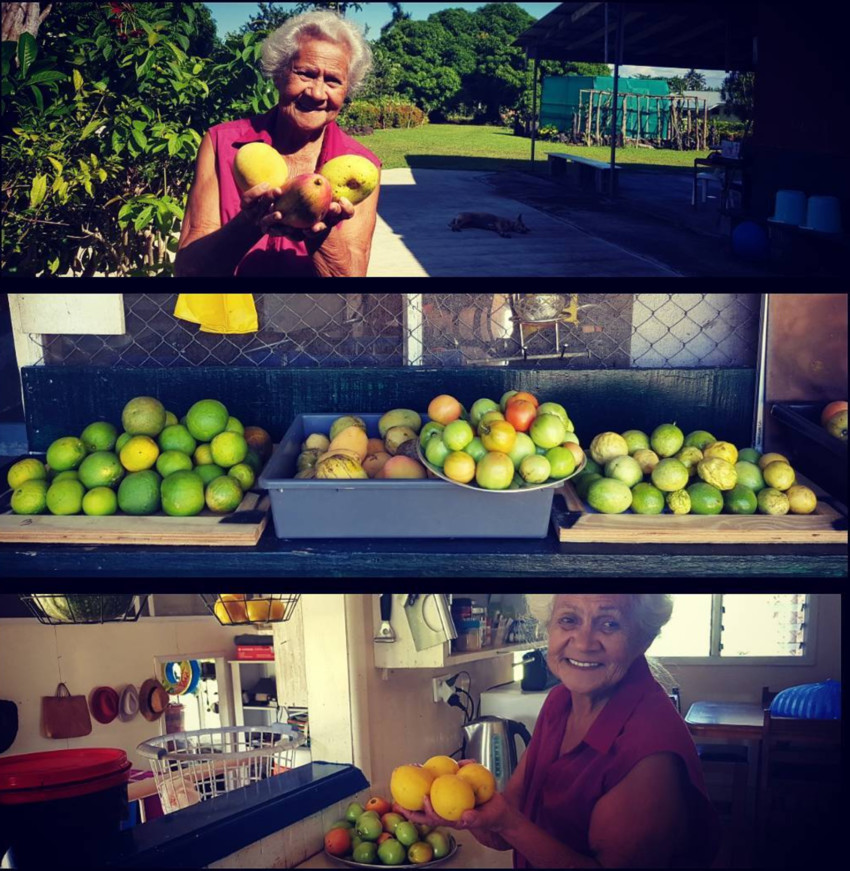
[
  {"left": 514, "top": 655, "right": 720, "bottom": 868},
  {"left": 206, "top": 109, "right": 381, "bottom": 276}
]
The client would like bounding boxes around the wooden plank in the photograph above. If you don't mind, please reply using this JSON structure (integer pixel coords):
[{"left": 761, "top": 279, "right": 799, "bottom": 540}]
[
  {"left": 552, "top": 473, "right": 847, "bottom": 544},
  {"left": 0, "top": 493, "right": 270, "bottom": 546}
]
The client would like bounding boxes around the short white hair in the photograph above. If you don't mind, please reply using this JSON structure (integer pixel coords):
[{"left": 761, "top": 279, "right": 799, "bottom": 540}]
[
  {"left": 260, "top": 10, "right": 373, "bottom": 95},
  {"left": 526, "top": 594, "right": 674, "bottom": 648}
]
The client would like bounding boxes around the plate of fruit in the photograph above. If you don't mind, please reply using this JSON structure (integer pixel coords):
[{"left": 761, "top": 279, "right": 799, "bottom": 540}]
[
  {"left": 323, "top": 796, "right": 457, "bottom": 868},
  {"left": 418, "top": 391, "right": 586, "bottom": 492}
]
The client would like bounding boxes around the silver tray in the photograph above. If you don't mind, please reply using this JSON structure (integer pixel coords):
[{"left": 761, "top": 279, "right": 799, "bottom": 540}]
[
  {"left": 418, "top": 442, "right": 586, "bottom": 493},
  {"left": 324, "top": 833, "right": 459, "bottom": 868}
]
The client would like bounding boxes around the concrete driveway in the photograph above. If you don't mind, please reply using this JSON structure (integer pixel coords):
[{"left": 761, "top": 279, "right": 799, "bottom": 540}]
[{"left": 367, "top": 168, "right": 679, "bottom": 277}]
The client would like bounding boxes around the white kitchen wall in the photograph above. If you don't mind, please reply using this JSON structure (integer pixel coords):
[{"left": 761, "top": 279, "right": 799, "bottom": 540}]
[
  {"left": 0, "top": 615, "right": 245, "bottom": 768},
  {"left": 342, "top": 594, "right": 515, "bottom": 799}
]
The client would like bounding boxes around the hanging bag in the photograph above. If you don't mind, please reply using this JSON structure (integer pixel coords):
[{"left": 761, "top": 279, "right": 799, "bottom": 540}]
[{"left": 42, "top": 683, "right": 92, "bottom": 739}]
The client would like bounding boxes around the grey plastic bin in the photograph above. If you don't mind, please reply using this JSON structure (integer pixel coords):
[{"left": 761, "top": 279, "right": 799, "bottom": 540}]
[{"left": 258, "top": 414, "right": 555, "bottom": 539}]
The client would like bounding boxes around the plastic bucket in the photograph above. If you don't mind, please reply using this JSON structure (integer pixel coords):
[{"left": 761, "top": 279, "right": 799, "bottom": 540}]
[
  {"left": 802, "top": 195, "right": 842, "bottom": 234},
  {"left": 769, "top": 189, "right": 806, "bottom": 225},
  {"left": 0, "top": 749, "right": 131, "bottom": 868}
]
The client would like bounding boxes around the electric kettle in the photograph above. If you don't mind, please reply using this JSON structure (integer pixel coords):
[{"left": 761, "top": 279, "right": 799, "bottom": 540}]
[{"left": 461, "top": 716, "right": 532, "bottom": 793}]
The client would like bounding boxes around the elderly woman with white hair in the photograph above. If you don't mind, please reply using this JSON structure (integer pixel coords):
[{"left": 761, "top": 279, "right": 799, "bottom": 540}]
[
  {"left": 176, "top": 10, "right": 380, "bottom": 277},
  {"left": 397, "top": 594, "right": 720, "bottom": 868}
]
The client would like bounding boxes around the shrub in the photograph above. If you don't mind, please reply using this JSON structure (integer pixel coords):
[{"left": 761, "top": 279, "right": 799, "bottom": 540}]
[{"left": 339, "top": 97, "right": 427, "bottom": 131}]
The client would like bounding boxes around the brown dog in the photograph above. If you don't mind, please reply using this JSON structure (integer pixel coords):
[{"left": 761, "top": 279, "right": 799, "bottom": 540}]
[{"left": 449, "top": 213, "right": 530, "bottom": 238}]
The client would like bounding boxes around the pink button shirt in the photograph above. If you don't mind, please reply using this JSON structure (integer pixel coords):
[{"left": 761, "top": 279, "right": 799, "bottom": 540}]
[
  {"left": 515, "top": 656, "right": 720, "bottom": 868},
  {"left": 206, "top": 109, "right": 381, "bottom": 276}
]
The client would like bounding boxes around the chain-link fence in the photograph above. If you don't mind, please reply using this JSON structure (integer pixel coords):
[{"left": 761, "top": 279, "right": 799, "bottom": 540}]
[{"left": 33, "top": 293, "right": 760, "bottom": 369}]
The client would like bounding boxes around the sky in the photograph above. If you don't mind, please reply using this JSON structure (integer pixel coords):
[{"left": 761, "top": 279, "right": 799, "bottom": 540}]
[{"left": 205, "top": 2, "right": 727, "bottom": 88}]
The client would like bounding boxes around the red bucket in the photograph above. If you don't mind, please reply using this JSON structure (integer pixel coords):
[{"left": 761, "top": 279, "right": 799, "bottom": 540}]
[{"left": 0, "top": 749, "right": 131, "bottom": 867}]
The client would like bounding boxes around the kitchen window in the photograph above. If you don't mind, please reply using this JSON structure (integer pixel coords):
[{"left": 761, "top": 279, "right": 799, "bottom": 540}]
[{"left": 647, "top": 593, "right": 814, "bottom": 665}]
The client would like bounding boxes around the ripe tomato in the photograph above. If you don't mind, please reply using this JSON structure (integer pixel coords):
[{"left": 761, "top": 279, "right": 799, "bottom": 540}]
[
  {"left": 507, "top": 391, "right": 539, "bottom": 408},
  {"left": 365, "top": 796, "right": 392, "bottom": 816},
  {"left": 479, "top": 420, "right": 517, "bottom": 454},
  {"left": 324, "top": 827, "right": 352, "bottom": 857},
  {"left": 427, "top": 394, "right": 463, "bottom": 425},
  {"left": 504, "top": 399, "right": 537, "bottom": 432}
]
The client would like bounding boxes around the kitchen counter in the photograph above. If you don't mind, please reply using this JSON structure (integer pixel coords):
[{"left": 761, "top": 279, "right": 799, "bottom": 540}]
[{"left": 293, "top": 828, "right": 513, "bottom": 869}]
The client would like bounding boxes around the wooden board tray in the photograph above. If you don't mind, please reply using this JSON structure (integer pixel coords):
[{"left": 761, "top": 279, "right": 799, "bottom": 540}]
[
  {"left": 552, "top": 473, "right": 847, "bottom": 545},
  {"left": 0, "top": 491, "right": 270, "bottom": 546}
]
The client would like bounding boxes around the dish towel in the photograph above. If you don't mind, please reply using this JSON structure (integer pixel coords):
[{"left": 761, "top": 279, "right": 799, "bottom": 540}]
[{"left": 174, "top": 294, "right": 258, "bottom": 334}]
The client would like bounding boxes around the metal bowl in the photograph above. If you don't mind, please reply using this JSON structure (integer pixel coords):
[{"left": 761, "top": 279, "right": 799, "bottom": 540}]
[
  {"left": 513, "top": 293, "right": 569, "bottom": 323},
  {"left": 324, "top": 833, "right": 459, "bottom": 868},
  {"left": 418, "top": 442, "right": 586, "bottom": 493}
]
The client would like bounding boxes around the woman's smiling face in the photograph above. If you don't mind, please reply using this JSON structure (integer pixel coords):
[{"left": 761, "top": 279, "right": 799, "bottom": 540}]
[
  {"left": 547, "top": 594, "right": 647, "bottom": 702},
  {"left": 277, "top": 37, "right": 351, "bottom": 137}
]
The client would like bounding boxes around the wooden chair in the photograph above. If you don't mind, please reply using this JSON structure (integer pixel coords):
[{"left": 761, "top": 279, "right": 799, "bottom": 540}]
[{"left": 755, "top": 709, "right": 841, "bottom": 866}]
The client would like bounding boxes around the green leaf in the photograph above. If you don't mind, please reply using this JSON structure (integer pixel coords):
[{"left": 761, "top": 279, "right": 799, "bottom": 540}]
[
  {"left": 29, "top": 174, "right": 47, "bottom": 209},
  {"left": 48, "top": 257, "right": 60, "bottom": 275},
  {"left": 18, "top": 33, "right": 37, "bottom": 79},
  {"left": 46, "top": 156, "right": 63, "bottom": 173},
  {"left": 89, "top": 153, "right": 99, "bottom": 168},
  {"left": 167, "top": 136, "right": 179, "bottom": 156},
  {"left": 28, "top": 70, "right": 66, "bottom": 86},
  {"left": 135, "top": 52, "right": 155, "bottom": 79},
  {"left": 165, "top": 41, "right": 186, "bottom": 63},
  {"left": 148, "top": 32, "right": 160, "bottom": 48},
  {"left": 184, "top": 5, "right": 196, "bottom": 26},
  {"left": 80, "top": 118, "right": 101, "bottom": 140},
  {"left": 131, "top": 127, "right": 148, "bottom": 149},
  {"left": 30, "top": 84, "right": 43, "bottom": 112},
  {"left": 118, "top": 203, "right": 134, "bottom": 222},
  {"left": 97, "top": 168, "right": 107, "bottom": 182},
  {"left": 73, "top": 68, "right": 83, "bottom": 92},
  {"left": 192, "top": 62, "right": 203, "bottom": 75},
  {"left": 83, "top": 179, "right": 93, "bottom": 197},
  {"left": 133, "top": 205, "right": 155, "bottom": 231}
]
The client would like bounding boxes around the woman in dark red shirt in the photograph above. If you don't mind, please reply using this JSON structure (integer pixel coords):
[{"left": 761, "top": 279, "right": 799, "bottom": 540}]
[{"left": 398, "top": 594, "right": 720, "bottom": 868}]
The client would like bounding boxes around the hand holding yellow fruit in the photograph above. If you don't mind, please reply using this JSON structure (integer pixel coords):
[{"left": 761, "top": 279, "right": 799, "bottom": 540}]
[{"left": 390, "top": 755, "right": 497, "bottom": 823}]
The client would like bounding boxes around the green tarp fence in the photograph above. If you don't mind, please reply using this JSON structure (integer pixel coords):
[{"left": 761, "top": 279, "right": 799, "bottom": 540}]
[{"left": 541, "top": 76, "right": 675, "bottom": 140}]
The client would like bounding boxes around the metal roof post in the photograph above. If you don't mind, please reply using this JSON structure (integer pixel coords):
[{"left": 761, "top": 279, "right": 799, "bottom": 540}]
[
  {"left": 609, "top": 2, "right": 625, "bottom": 197},
  {"left": 531, "top": 51, "right": 540, "bottom": 172}
]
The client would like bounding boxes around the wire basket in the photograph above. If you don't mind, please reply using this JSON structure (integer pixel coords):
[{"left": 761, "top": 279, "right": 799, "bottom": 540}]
[
  {"left": 20, "top": 594, "right": 150, "bottom": 624},
  {"left": 201, "top": 593, "right": 301, "bottom": 625},
  {"left": 136, "top": 724, "right": 304, "bottom": 814}
]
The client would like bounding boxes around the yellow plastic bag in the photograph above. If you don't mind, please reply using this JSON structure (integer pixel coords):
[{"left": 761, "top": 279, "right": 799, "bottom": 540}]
[{"left": 174, "top": 294, "right": 258, "bottom": 334}]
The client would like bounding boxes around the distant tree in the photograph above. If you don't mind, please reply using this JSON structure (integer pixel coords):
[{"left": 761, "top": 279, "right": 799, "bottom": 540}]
[
  {"left": 293, "top": 1, "right": 363, "bottom": 16},
  {"left": 667, "top": 75, "right": 687, "bottom": 94},
  {"left": 237, "top": 2, "right": 292, "bottom": 35},
  {"left": 721, "top": 70, "right": 755, "bottom": 131},
  {"left": 561, "top": 61, "right": 611, "bottom": 77},
  {"left": 683, "top": 69, "right": 707, "bottom": 90}
]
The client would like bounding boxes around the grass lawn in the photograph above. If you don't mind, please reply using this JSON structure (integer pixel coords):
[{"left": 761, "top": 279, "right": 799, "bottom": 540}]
[{"left": 352, "top": 124, "right": 710, "bottom": 175}]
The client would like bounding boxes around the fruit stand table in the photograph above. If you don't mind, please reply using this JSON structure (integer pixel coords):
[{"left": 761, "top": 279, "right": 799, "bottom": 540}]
[{"left": 2, "top": 365, "right": 846, "bottom": 578}]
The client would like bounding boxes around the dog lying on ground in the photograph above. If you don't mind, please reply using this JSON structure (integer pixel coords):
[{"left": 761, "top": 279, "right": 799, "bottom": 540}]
[{"left": 449, "top": 212, "right": 530, "bottom": 238}]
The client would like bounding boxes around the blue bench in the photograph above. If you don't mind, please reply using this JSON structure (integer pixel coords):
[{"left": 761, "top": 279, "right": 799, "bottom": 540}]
[{"left": 547, "top": 152, "right": 621, "bottom": 195}]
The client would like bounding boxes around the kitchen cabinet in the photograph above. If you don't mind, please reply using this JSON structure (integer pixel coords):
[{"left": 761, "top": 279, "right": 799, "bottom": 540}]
[{"left": 372, "top": 594, "right": 545, "bottom": 670}]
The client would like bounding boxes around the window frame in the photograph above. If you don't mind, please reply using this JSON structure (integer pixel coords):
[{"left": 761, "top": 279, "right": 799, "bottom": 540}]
[{"left": 654, "top": 593, "right": 817, "bottom": 666}]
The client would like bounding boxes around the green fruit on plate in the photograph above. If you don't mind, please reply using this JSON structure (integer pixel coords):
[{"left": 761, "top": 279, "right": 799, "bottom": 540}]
[
  {"left": 630, "top": 482, "right": 665, "bottom": 515},
  {"left": 724, "top": 484, "right": 758, "bottom": 515},
  {"left": 587, "top": 477, "right": 632, "bottom": 514},
  {"left": 687, "top": 481, "right": 724, "bottom": 515},
  {"left": 650, "top": 423, "right": 684, "bottom": 458}
]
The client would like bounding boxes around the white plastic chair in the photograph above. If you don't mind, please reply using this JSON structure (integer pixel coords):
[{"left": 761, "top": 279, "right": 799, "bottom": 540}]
[{"left": 692, "top": 170, "right": 723, "bottom": 206}]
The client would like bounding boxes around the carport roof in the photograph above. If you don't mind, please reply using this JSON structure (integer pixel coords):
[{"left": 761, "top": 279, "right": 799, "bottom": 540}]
[{"left": 515, "top": 2, "right": 758, "bottom": 71}]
